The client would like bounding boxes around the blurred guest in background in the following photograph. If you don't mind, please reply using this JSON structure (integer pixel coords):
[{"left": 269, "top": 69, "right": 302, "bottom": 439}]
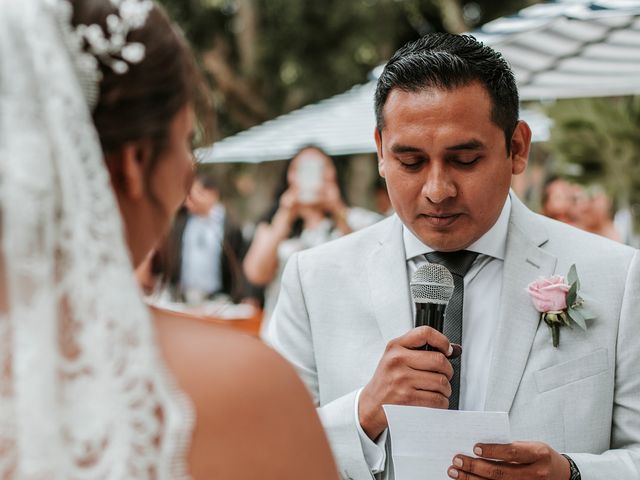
[
  {"left": 161, "top": 172, "right": 260, "bottom": 305},
  {"left": 577, "top": 186, "right": 621, "bottom": 242},
  {"left": 243, "top": 145, "right": 381, "bottom": 326},
  {"left": 541, "top": 176, "right": 579, "bottom": 225},
  {"left": 615, "top": 207, "right": 640, "bottom": 247},
  {"left": 373, "top": 177, "right": 394, "bottom": 216},
  {"left": 541, "top": 176, "right": 622, "bottom": 242}
]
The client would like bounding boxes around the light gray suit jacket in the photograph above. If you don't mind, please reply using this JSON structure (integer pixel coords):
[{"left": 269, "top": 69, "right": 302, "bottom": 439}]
[{"left": 267, "top": 194, "right": 640, "bottom": 480}]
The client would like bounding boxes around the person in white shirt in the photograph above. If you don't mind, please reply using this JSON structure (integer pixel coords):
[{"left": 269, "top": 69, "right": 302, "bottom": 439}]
[
  {"left": 266, "top": 33, "right": 640, "bottom": 480},
  {"left": 161, "top": 173, "right": 258, "bottom": 304}
]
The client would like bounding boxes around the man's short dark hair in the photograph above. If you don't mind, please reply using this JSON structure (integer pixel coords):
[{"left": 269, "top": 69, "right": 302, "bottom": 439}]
[{"left": 374, "top": 33, "right": 519, "bottom": 151}]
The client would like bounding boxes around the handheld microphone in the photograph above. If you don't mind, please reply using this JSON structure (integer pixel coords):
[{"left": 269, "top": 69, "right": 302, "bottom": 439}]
[{"left": 410, "top": 263, "right": 454, "bottom": 351}]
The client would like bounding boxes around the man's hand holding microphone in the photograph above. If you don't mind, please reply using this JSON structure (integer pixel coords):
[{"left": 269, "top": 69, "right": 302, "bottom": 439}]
[{"left": 359, "top": 263, "right": 457, "bottom": 440}]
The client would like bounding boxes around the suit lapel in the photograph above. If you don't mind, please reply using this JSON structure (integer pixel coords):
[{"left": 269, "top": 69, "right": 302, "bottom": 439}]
[
  {"left": 484, "top": 195, "right": 557, "bottom": 413},
  {"left": 366, "top": 215, "right": 414, "bottom": 344}
]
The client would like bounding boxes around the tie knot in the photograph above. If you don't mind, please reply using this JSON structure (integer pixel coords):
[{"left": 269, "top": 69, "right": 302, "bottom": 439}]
[{"left": 425, "top": 250, "right": 479, "bottom": 277}]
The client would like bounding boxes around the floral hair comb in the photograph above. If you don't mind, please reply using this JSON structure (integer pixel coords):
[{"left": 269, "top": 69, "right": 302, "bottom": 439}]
[{"left": 55, "top": 0, "right": 153, "bottom": 109}]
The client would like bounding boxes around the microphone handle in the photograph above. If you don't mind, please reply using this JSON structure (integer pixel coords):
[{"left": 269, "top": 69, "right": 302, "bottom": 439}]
[{"left": 415, "top": 302, "right": 447, "bottom": 351}]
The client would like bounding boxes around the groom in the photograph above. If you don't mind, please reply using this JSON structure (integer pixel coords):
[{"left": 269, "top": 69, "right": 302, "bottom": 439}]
[{"left": 266, "top": 33, "right": 640, "bottom": 479}]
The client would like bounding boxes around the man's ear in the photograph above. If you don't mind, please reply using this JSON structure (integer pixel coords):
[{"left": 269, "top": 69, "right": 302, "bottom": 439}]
[
  {"left": 510, "top": 120, "right": 531, "bottom": 175},
  {"left": 107, "top": 141, "right": 152, "bottom": 200},
  {"left": 374, "top": 127, "right": 385, "bottom": 178}
]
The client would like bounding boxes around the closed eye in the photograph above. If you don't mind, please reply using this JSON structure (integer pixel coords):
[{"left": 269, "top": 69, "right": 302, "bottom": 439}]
[
  {"left": 401, "top": 161, "right": 423, "bottom": 171},
  {"left": 397, "top": 156, "right": 426, "bottom": 171},
  {"left": 452, "top": 156, "right": 481, "bottom": 167}
]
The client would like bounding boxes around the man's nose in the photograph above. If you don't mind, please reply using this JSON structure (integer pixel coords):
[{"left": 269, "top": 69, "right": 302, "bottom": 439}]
[{"left": 421, "top": 164, "right": 456, "bottom": 204}]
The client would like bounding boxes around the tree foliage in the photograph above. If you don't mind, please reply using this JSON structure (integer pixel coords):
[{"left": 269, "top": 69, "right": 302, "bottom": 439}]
[{"left": 157, "top": 0, "right": 538, "bottom": 137}]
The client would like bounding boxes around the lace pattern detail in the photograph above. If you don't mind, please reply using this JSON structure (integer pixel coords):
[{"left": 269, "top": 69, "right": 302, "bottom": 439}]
[{"left": 0, "top": 0, "right": 194, "bottom": 478}]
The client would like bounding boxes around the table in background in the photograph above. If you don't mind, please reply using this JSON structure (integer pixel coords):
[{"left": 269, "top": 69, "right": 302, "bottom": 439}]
[{"left": 149, "top": 299, "right": 263, "bottom": 337}]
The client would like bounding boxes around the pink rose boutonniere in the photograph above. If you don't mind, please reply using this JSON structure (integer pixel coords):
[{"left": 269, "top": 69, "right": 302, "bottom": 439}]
[{"left": 527, "top": 265, "right": 594, "bottom": 347}]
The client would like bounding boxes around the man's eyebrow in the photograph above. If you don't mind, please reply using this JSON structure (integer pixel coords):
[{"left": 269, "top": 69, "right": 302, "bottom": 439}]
[
  {"left": 445, "top": 140, "right": 485, "bottom": 151},
  {"left": 390, "top": 144, "right": 425, "bottom": 155}
]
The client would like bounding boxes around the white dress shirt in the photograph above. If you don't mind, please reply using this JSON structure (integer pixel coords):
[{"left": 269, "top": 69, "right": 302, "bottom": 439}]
[
  {"left": 356, "top": 197, "right": 512, "bottom": 473},
  {"left": 180, "top": 204, "right": 225, "bottom": 297}
]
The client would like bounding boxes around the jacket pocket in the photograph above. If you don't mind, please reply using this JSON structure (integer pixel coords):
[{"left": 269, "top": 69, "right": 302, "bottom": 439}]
[{"left": 534, "top": 348, "right": 609, "bottom": 393}]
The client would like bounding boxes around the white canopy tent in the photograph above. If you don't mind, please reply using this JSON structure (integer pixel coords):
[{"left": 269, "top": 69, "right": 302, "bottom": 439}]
[
  {"left": 475, "top": 0, "right": 640, "bottom": 100},
  {"left": 198, "top": 0, "right": 640, "bottom": 164}
]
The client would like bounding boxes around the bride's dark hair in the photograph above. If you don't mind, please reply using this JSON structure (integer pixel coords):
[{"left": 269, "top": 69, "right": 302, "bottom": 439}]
[{"left": 70, "top": 0, "right": 211, "bottom": 190}]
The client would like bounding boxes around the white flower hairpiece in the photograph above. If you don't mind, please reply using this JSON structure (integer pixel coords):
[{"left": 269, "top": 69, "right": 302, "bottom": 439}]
[
  {"left": 54, "top": 0, "right": 153, "bottom": 110},
  {"left": 73, "top": 0, "right": 154, "bottom": 75}
]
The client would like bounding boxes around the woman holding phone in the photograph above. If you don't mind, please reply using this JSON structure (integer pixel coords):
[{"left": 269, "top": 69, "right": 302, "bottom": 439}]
[{"left": 243, "top": 145, "right": 381, "bottom": 330}]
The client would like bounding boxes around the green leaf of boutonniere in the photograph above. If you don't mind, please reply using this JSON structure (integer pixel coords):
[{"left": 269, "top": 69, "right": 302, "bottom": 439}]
[
  {"left": 567, "top": 264, "right": 579, "bottom": 289},
  {"left": 567, "top": 307, "right": 588, "bottom": 330},
  {"left": 577, "top": 294, "right": 597, "bottom": 320},
  {"left": 567, "top": 281, "right": 578, "bottom": 307}
]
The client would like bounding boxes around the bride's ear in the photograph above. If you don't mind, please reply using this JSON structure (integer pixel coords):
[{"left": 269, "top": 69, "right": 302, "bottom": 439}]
[{"left": 107, "top": 141, "right": 153, "bottom": 200}]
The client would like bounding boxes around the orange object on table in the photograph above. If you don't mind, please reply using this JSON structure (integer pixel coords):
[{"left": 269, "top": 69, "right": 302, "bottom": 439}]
[{"left": 149, "top": 301, "right": 263, "bottom": 337}]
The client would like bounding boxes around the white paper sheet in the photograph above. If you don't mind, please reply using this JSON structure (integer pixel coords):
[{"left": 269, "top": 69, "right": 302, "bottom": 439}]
[{"left": 383, "top": 405, "right": 511, "bottom": 480}]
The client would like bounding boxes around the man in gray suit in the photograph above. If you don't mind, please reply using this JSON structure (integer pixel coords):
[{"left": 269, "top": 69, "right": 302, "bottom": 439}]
[{"left": 266, "top": 33, "right": 640, "bottom": 480}]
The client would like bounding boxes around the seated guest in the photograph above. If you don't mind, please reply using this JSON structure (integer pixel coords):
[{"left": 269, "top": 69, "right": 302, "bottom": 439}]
[{"left": 0, "top": 0, "right": 338, "bottom": 478}]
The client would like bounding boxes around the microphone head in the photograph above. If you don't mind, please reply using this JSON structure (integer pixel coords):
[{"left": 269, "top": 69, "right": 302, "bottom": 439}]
[{"left": 410, "top": 263, "right": 454, "bottom": 305}]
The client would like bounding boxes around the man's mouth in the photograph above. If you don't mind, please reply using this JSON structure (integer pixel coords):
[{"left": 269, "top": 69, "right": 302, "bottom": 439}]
[{"left": 419, "top": 213, "right": 461, "bottom": 227}]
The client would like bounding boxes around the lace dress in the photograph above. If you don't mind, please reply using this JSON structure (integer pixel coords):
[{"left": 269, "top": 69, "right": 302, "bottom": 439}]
[{"left": 0, "top": 0, "right": 194, "bottom": 478}]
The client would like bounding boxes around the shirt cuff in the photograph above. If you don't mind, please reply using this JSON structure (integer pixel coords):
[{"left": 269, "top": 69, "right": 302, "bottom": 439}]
[{"left": 354, "top": 388, "right": 388, "bottom": 474}]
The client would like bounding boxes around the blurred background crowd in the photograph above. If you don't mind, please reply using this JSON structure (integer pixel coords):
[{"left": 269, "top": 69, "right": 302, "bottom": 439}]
[{"left": 138, "top": 0, "right": 640, "bottom": 316}]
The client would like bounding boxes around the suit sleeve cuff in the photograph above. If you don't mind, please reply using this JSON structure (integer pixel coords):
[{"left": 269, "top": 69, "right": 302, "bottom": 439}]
[{"left": 354, "top": 388, "right": 388, "bottom": 473}]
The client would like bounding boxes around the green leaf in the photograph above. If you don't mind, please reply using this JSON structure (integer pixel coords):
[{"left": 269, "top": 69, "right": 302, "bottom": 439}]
[
  {"left": 568, "top": 307, "right": 588, "bottom": 331},
  {"left": 578, "top": 294, "right": 597, "bottom": 320},
  {"left": 567, "top": 282, "right": 578, "bottom": 306},
  {"left": 567, "top": 264, "right": 579, "bottom": 289}
]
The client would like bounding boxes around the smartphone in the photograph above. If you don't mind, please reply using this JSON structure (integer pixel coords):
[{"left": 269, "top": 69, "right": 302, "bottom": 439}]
[{"left": 295, "top": 155, "right": 324, "bottom": 203}]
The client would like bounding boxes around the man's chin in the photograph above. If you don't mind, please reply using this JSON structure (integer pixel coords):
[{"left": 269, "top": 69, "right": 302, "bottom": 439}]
[{"left": 414, "top": 228, "right": 474, "bottom": 252}]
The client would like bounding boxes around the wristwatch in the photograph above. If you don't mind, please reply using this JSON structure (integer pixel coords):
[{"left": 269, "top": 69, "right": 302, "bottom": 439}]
[{"left": 562, "top": 454, "right": 581, "bottom": 480}]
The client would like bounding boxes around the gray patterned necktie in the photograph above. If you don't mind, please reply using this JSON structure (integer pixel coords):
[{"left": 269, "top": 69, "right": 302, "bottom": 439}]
[{"left": 424, "top": 250, "right": 479, "bottom": 410}]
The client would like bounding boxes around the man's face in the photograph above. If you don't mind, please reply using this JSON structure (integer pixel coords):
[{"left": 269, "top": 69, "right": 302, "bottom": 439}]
[{"left": 375, "top": 82, "right": 530, "bottom": 252}]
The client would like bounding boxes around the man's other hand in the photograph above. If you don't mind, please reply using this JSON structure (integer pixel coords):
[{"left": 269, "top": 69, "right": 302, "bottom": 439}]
[
  {"left": 448, "top": 441, "right": 571, "bottom": 480},
  {"left": 358, "top": 326, "right": 455, "bottom": 440}
]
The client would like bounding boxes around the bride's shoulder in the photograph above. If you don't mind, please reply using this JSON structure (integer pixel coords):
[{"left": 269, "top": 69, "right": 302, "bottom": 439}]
[
  {"left": 151, "top": 306, "right": 299, "bottom": 400},
  {"left": 151, "top": 307, "right": 338, "bottom": 480}
]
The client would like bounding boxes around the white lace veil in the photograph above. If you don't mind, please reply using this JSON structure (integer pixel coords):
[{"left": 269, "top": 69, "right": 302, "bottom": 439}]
[{"left": 0, "top": 0, "right": 193, "bottom": 478}]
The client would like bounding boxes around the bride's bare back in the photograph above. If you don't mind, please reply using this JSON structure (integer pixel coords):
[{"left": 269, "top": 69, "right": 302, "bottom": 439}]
[{"left": 153, "top": 308, "right": 339, "bottom": 479}]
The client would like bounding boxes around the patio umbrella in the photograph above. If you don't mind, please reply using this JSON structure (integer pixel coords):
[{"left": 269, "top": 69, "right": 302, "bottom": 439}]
[{"left": 475, "top": 0, "right": 640, "bottom": 101}]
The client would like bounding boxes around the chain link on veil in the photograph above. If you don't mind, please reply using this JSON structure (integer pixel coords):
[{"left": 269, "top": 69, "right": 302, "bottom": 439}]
[{"left": 0, "top": 0, "right": 194, "bottom": 477}]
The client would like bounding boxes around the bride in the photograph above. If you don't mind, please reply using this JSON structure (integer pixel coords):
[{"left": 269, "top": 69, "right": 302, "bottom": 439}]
[{"left": 0, "top": 0, "right": 338, "bottom": 478}]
